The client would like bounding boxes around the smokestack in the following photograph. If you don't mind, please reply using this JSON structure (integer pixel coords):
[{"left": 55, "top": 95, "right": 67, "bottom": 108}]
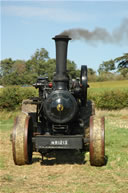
[{"left": 52, "top": 35, "right": 71, "bottom": 89}]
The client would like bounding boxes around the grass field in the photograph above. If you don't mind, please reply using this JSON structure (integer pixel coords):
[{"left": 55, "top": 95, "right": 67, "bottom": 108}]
[
  {"left": 88, "top": 80, "right": 128, "bottom": 96},
  {"left": 89, "top": 80, "right": 128, "bottom": 89},
  {"left": 0, "top": 110, "right": 128, "bottom": 193}
]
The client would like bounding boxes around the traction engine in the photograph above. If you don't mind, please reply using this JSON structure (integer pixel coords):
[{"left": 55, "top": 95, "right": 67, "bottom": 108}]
[{"left": 11, "top": 35, "right": 105, "bottom": 166}]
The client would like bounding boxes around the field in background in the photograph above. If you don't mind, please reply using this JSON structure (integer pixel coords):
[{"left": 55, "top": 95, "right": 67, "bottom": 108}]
[
  {"left": 88, "top": 80, "right": 128, "bottom": 95},
  {"left": 89, "top": 80, "right": 128, "bottom": 89},
  {"left": 0, "top": 110, "right": 128, "bottom": 193}
]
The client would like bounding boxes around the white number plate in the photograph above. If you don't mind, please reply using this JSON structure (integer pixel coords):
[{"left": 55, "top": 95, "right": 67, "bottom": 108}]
[{"left": 50, "top": 140, "right": 68, "bottom": 145}]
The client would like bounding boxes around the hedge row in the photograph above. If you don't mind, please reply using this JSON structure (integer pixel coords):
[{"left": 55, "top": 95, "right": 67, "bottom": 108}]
[
  {"left": 0, "top": 87, "right": 37, "bottom": 110},
  {"left": 88, "top": 89, "right": 128, "bottom": 110},
  {"left": 0, "top": 87, "right": 128, "bottom": 111}
]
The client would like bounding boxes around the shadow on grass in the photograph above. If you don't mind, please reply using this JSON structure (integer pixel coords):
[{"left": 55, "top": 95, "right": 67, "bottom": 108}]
[
  {"left": 32, "top": 150, "right": 86, "bottom": 165},
  {"left": 104, "top": 155, "right": 108, "bottom": 166},
  {"left": 32, "top": 151, "right": 108, "bottom": 166}
]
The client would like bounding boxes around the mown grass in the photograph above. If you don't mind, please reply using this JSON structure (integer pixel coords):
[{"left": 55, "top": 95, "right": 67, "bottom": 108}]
[
  {"left": 0, "top": 110, "right": 128, "bottom": 193},
  {"left": 0, "top": 119, "right": 14, "bottom": 130},
  {"left": 88, "top": 80, "right": 128, "bottom": 97},
  {"left": 0, "top": 111, "right": 20, "bottom": 120},
  {"left": 88, "top": 80, "right": 128, "bottom": 96},
  {"left": 89, "top": 80, "right": 128, "bottom": 89}
]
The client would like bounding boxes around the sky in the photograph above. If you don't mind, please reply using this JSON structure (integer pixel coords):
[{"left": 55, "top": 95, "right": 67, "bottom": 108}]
[{"left": 1, "top": 0, "right": 128, "bottom": 71}]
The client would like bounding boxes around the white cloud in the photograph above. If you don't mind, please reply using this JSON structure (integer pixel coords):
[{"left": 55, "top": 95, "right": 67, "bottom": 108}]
[{"left": 2, "top": 5, "right": 93, "bottom": 23}]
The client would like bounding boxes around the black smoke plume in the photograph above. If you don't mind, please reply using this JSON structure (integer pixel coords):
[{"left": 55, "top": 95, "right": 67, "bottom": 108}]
[{"left": 60, "top": 18, "right": 128, "bottom": 45}]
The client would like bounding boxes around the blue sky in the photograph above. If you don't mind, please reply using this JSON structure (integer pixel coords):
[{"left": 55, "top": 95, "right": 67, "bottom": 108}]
[{"left": 1, "top": 0, "right": 128, "bottom": 71}]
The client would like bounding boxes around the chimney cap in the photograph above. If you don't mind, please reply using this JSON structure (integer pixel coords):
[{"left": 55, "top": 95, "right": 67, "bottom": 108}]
[{"left": 52, "top": 35, "right": 71, "bottom": 41}]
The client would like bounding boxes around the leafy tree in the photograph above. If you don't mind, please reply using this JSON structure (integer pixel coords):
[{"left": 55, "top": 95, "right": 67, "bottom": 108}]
[
  {"left": 114, "top": 53, "right": 128, "bottom": 68},
  {"left": 44, "top": 59, "right": 56, "bottom": 80},
  {"left": 13, "top": 60, "right": 26, "bottom": 74},
  {"left": 114, "top": 53, "right": 128, "bottom": 77},
  {"left": 67, "top": 60, "right": 79, "bottom": 78},
  {"left": 0, "top": 58, "right": 15, "bottom": 85},
  {"left": 98, "top": 60, "right": 115, "bottom": 74},
  {"left": 0, "top": 58, "right": 36, "bottom": 85},
  {"left": 118, "top": 68, "right": 128, "bottom": 77},
  {"left": 31, "top": 48, "right": 49, "bottom": 61},
  {"left": 0, "top": 58, "right": 14, "bottom": 76},
  {"left": 88, "top": 68, "right": 96, "bottom": 75},
  {"left": 87, "top": 68, "right": 97, "bottom": 82},
  {"left": 0, "top": 47, "right": 86, "bottom": 85},
  {"left": 43, "top": 59, "right": 79, "bottom": 81},
  {"left": 98, "top": 53, "right": 128, "bottom": 78},
  {"left": 12, "top": 60, "right": 31, "bottom": 85},
  {"left": 30, "top": 48, "right": 50, "bottom": 77}
]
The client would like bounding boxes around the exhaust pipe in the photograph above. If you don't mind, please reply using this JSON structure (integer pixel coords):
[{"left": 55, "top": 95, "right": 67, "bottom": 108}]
[{"left": 52, "top": 35, "right": 71, "bottom": 90}]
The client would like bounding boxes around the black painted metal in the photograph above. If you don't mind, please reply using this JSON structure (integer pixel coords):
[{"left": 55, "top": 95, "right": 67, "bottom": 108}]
[
  {"left": 53, "top": 35, "right": 71, "bottom": 90},
  {"left": 80, "top": 65, "right": 88, "bottom": 105},
  {"left": 44, "top": 90, "right": 77, "bottom": 124},
  {"left": 32, "top": 135, "right": 83, "bottom": 150}
]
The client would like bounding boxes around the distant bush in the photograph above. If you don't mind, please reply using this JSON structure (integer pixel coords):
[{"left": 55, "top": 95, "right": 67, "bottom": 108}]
[
  {"left": 96, "top": 72, "right": 128, "bottom": 82},
  {"left": 0, "top": 86, "right": 37, "bottom": 111},
  {"left": 88, "top": 89, "right": 128, "bottom": 110},
  {"left": 88, "top": 74, "right": 97, "bottom": 82}
]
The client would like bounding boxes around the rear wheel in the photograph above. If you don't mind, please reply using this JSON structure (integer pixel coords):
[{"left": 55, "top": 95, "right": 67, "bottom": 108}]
[
  {"left": 79, "top": 101, "right": 95, "bottom": 151},
  {"left": 83, "top": 101, "right": 95, "bottom": 139},
  {"left": 89, "top": 116, "right": 105, "bottom": 166},
  {"left": 12, "top": 113, "right": 33, "bottom": 165}
]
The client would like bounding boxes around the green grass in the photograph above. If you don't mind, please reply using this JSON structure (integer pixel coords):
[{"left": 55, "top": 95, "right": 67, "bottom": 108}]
[
  {"left": 88, "top": 80, "right": 128, "bottom": 95},
  {"left": 0, "top": 111, "right": 128, "bottom": 193},
  {"left": 0, "top": 119, "right": 14, "bottom": 130},
  {"left": 105, "top": 122, "right": 128, "bottom": 169},
  {"left": 1, "top": 174, "right": 14, "bottom": 182},
  {"left": 0, "top": 157, "right": 5, "bottom": 169},
  {"left": 0, "top": 119, "right": 14, "bottom": 170},
  {"left": 89, "top": 80, "right": 128, "bottom": 88}
]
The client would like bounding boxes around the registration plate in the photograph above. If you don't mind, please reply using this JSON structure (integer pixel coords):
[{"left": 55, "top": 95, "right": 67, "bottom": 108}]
[
  {"left": 33, "top": 135, "right": 83, "bottom": 149},
  {"left": 50, "top": 140, "right": 68, "bottom": 146}
]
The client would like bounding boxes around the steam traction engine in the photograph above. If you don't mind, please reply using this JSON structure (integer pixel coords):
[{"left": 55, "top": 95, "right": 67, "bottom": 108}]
[{"left": 11, "top": 35, "right": 105, "bottom": 166}]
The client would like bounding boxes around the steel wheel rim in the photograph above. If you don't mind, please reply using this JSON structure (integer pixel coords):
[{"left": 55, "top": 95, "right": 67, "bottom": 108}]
[
  {"left": 24, "top": 115, "right": 33, "bottom": 164},
  {"left": 12, "top": 117, "right": 18, "bottom": 165},
  {"left": 89, "top": 116, "right": 105, "bottom": 166}
]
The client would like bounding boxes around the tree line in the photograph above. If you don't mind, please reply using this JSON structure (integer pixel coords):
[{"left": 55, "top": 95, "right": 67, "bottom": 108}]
[
  {"left": 0, "top": 48, "right": 81, "bottom": 85},
  {"left": 98, "top": 53, "right": 128, "bottom": 77},
  {"left": 0, "top": 48, "right": 127, "bottom": 85}
]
